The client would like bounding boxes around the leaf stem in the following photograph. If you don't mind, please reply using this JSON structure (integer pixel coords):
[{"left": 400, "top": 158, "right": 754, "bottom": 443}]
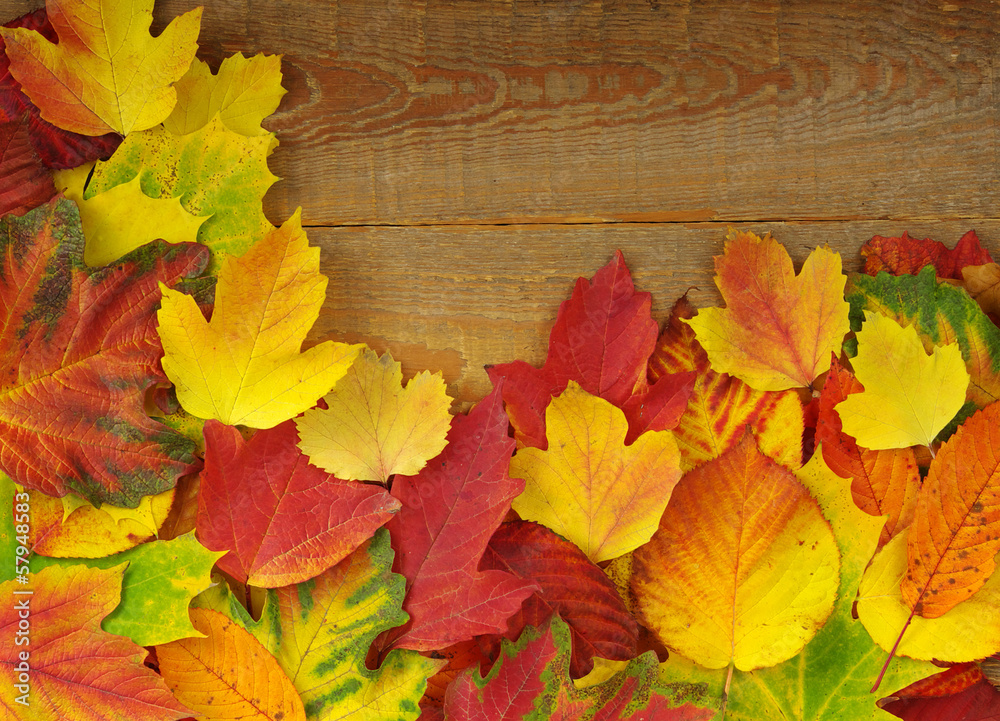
[
  {"left": 720, "top": 662, "right": 734, "bottom": 720},
  {"left": 871, "top": 608, "right": 915, "bottom": 693},
  {"left": 927, "top": 443, "right": 936, "bottom": 459}
]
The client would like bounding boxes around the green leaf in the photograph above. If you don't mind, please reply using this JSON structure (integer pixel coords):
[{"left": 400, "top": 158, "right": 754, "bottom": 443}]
[
  {"left": 31, "top": 532, "right": 224, "bottom": 646},
  {"left": 658, "top": 452, "right": 935, "bottom": 720},
  {"left": 846, "top": 266, "right": 1000, "bottom": 408}
]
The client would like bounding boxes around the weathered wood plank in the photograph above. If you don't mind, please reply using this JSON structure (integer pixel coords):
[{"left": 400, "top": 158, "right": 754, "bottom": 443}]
[
  {"left": 310, "top": 222, "right": 1000, "bottom": 407},
  {"left": 5, "top": 0, "right": 996, "bottom": 226}
]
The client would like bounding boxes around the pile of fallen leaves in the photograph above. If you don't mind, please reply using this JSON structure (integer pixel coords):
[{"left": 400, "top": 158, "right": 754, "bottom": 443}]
[{"left": 2, "top": 1, "right": 1000, "bottom": 720}]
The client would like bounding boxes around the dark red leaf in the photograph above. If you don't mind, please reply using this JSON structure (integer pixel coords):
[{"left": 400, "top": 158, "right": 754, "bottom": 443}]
[
  {"left": 881, "top": 664, "right": 1000, "bottom": 721},
  {"left": 0, "top": 115, "right": 55, "bottom": 216},
  {"left": 861, "top": 230, "right": 993, "bottom": 280}
]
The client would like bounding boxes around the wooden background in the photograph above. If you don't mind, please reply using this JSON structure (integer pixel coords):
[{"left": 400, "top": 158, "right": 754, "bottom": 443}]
[{"left": 4, "top": 0, "right": 999, "bottom": 408}]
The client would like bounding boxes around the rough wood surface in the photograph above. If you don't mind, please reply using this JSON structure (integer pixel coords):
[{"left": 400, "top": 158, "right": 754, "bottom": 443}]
[{"left": 2, "top": 0, "right": 998, "bottom": 406}]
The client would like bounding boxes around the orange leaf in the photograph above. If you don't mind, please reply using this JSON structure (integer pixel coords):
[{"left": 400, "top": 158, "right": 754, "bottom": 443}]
[
  {"left": 816, "top": 355, "right": 920, "bottom": 546},
  {"left": 156, "top": 607, "right": 305, "bottom": 721},
  {"left": 684, "top": 229, "right": 850, "bottom": 391},
  {"left": 649, "top": 295, "right": 804, "bottom": 471},
  {"left": 902, "top": 402, "right": 1000, "bottom": 619}
]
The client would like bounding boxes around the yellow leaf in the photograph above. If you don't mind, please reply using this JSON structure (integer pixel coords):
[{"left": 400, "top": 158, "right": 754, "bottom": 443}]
[
  {"left": 685, "top": 229, "right": 850, "bottom": 391},
  {"left": 836, "top": 311, "right": 969, "bottom": 449},
  {"left": 632, "top": 432, "right": 839, "bottom": 671},
  {"left": 509, "top": 381, "right": 683, "bottom": 563},
  {"left": 0, "top": 0, "right": 201, "bottom": 136},
  {"left": 164, "top": 54, "right": 287, "bottom": 137},
  {"left": 157, "top": 210, "right": 362, "bottom": 429},
  {"left": 296, "top": 348, "right": 451, "bottom": 482},
  {"left": 857, "top": 528, "right": 1000, "bottom": 663},
  {"left": 54, "top": 163, "right": 209, "bottom": 267}
]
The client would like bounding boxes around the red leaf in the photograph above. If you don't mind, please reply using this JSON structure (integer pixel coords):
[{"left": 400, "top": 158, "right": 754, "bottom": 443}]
[
  {"left": 0, "top": 198, "right": 205, "bottom": 506},
  {"left": 0, "top": 8, "right": 121, "bottom": 168},
  {"left": 620, "top": 370, "right": 696, "bottom": 445},
  {"left": 383, "top": 384, "right": 538, "bottom": 651},
  {"left": 861, "top": 231, "right": 993, "bottom": 280},
  {"left": 478, "top": 521, "right": 638, "bottom": 678},
  {"left": 195, "top": 418, "right": 400, "bottom": 588},
  {"left": 881, "top": 664, "right": 1000, "bottom": 721},
  {"left": 488, "top": 251, "right": 658, "bottom": 448},
  {"left": 0, "top": 115, "right": 55, "bottom": 217}
]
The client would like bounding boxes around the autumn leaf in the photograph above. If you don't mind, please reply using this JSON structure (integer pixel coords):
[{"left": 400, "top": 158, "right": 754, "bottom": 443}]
[
  {"left": 900, "top": 401, "right": 1000, "bottom": 619},
  {"left": 649, "top": 294, "right": 805, "bottom": 472},
  {"left": 836, "top": 311, "right": 969, "bottom": 450},
  {"left": 634, "top": 431, "right": 838, "bottom": 671},
  {"left": 157, "top": 607, "right": 306, "bottom": 721},
  {"left": 857, "top": 528, "right": 1000, "bottom": 662},
  {"left": 198, "top": 530, "right": 442, "bottom": 720},
  {"left": 0, "top": 565, "right": 191, "bottom": 720},
  {"left": 861, "top": 230, "right": 993, "bottom": 281},
  {"left": 0, "top": 116, "right": 55, "bottom": 217},
  {"left": 478, "top": 520, "right": 639, "bottom": 679},
  {"left": 196, "top": 418, "right": 399, "bottom": 588},
  {"left": 158, "top": 211, "right": 363, "bottom": 429},
  {"left": 443, "top": 615, "right": 713, "bottom": 721},
  {"left": 54, "top": 162, "right": 208, "bottom": 267},
  {"left": 0, "top": 8, "right": 121, "bottom": 167},
  {"left": 685, "top": 229, "right": 850, "bottom": 391},
  {"left": 31, "top": 532, "right": 224, "bottom": 646},
  {"left": 817, "top": 355, "right": 920, "bottom": 546},
  {"left": 296, "top": 347, "right": 451, "bottom": 483},
  {"left": 846, "top": 265, "right": 1000, "bottom": 407},
  {"left": 0, "top": 198, "right": 204, "bottom": 506},
  {"left": 0, "top": 0, "right": 201, "bottom": 136},
  {"left": 487, "top": 250, "right": 659, "bottom": 449},
  {"left": 657, "top": 451, "right": 935, "bottom": 720},
  {"left": 369, "top": 385, "right": 535, "bottom": 653},
  {"left": 165, "top": 53, "right": 287, "bottom": 137},
  {"left": 961, "top": 262, "right": 1000, "bottom": 321},
  {"left": 88, "top": 115, "right": 279, "bottom": 264},
  {"left": 510, "top": 381, "right": 683, "bottom": 563},
  {"left": 879, "top": 663, "right": 1000, "bottom": 721}
]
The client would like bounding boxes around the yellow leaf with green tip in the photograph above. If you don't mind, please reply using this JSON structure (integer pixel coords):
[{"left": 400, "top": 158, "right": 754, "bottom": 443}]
[
  {"left": 158, "top": 211, "right": 363, "bottom": 429},
  {"left": 165, "top": 54, "right": 286, "bottom": 136},
  {"left": 54, "top": 163, "right": 208, "bottom": 267},
  {"left": 857, "top": 529, "right": 1000, "bottom": 663},
  {"left": 509, "top": 381, "right": 682, "bottom": 563},
  {"left": 296, "top": 348, "right": 451, "bottom": 482},
  {"left": 836, "top": 311, "right": 969, "bottom": 449}
]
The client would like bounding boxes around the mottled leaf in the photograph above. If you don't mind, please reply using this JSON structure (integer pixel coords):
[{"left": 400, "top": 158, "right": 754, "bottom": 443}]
[
  {"left": 861, "top": 231, "right": 993, "bottom": 281},
  {"left": 197, "top": 418, "right": 398, "bottom": 587},
  {"left": 0, "top": 198, "right": 204, "bottom": 506},
  {"left": 297, "top": 348, "right": 451, "bottom": 483}
]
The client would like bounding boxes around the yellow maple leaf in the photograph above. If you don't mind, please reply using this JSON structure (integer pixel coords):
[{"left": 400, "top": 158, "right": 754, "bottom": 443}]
[
  {"left": 54, "top": 164, "right": 209, "bottom": 267},
  {"left": 631, "top": 432, "right": 839, "bottom": 671},
  {"left": 164, "top": 54, "right": 287, "bottom": 137},
  {"left": 685, "top": 229, "right": 850, "bottom": 391},
  {"left": 295, "top": 348, "right": 451, "bottom": 483},
  {"left": 509, "top": 381, "right": 682, "bottom": 563},
  {"left": 0, "top": 0, "right": 201, "bottom": 136},
  {"left": 835, "top": 311, "right": 969, "bottom": 449},
  {"left": 157, "top": 211, "right": 362, "bottom": 429}
]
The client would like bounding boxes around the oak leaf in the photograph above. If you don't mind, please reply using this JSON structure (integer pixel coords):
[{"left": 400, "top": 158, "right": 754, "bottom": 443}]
[
  {"left": 379, "top": 385, "right": 536, "bottom": 651},
  {"left": 648, "top": 295, "right": 804, "bottom": 471},
  {"left": 0, "top": 198, "right": 204, "bottom": 506},
  {"left": 158, "top": 211, "right": 363, "bottom": 429},
  {"left": 633, "top": 431, "right": 838, "bottom": 671},
  {"left": 685, "top": 229, "right": 850, "bottom": 391},
  {"left": 196, "top": 418, "right": 399, "bottom": 587},
  {"left": 165, "top": 53, "right": 287, "bottom": 137},
  {"left": 296, "top": 347, "right": 451, "bottom": 483},
  {"left": 861, "top": 230, "right": 993, "bottom": 281},
  {"left": 157, "top": 607, "right": 305, "bottom": 721},
  {"left": 817, "top": 355, "right": 920, "bottom": 546},
  {"left": 443, "top": 615, "right": 713, "bottom": 721},
  {"left": 0, "top": 565, "right": 191, "bottom": 720},
  {"left": 478, "top": 520, "right": 639, "bottom": 679},
  {"left": 510, "top": 381, "right": 683, "bottom": 563},
  {"left": 836, "top": 311, "right": 969, "bottom": 449},
  {"left": 54, "top": 162, "right": 208, "bottom": 267}
]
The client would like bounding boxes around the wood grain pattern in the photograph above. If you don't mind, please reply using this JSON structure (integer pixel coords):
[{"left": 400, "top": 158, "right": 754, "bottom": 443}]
[{"left": 2, "top": 0, "right": 998, "bottom": 405}]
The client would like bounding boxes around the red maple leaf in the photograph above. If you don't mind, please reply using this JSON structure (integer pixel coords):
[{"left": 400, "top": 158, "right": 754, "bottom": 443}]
[
  {"left": 0, "top": 198, "right": 205, "bottom": 506},
  {"left": 196, "top": 418, "right": 401, "bottom": 587},
  {"left": 861, "top": 230, "right": 993, "bottom": 280}
]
